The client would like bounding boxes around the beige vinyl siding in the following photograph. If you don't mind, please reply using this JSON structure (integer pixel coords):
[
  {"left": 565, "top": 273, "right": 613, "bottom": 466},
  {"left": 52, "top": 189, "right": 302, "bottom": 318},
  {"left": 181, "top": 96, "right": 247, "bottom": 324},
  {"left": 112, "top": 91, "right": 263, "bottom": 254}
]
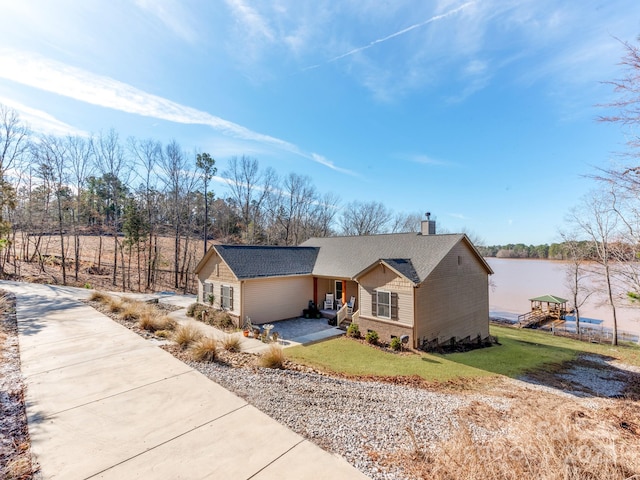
[
  {"left": 357, "top": 264, "right": 414, "bottom": 326},
  {"left": 415, "top": 240, "right": 489, "bottom": 344},
  {"left": 243, "top": 276, "right": 313, "bottom": 324},
  {"left": 203, "top": 279, "right": 241, "bottom": 315},
  {"left": 316, "top": 278, "right": 333, "bottom": 304},
  {"left": 196, "top": 251, "right": 240, "bottom": 313}
]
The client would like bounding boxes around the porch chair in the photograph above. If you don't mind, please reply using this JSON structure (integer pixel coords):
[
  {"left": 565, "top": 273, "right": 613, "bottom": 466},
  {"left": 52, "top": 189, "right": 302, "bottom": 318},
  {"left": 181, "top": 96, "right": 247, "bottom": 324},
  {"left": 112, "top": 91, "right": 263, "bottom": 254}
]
[
  {"left": 346, "top": 296, "right": 356, "bottom": 315},
  {"left": 323, "top": 293, "right": 334, "bottom": 310}
]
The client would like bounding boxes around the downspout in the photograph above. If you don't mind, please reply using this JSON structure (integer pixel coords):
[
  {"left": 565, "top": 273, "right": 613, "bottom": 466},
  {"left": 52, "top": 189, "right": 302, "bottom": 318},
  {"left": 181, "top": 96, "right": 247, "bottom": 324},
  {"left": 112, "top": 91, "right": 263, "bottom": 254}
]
[
  {"left": 413, "top": 284, "right": 419, "bottom": 349},
  {"left": 240, "top": 280, "right": 244, "bottom": 327}
]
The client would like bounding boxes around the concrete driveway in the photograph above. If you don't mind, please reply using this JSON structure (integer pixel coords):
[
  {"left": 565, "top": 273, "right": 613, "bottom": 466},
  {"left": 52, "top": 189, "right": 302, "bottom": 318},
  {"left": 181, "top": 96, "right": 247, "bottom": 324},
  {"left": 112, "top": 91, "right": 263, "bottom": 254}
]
[{"left": 1, "top": 281, "right": 368, "bottom": 480}]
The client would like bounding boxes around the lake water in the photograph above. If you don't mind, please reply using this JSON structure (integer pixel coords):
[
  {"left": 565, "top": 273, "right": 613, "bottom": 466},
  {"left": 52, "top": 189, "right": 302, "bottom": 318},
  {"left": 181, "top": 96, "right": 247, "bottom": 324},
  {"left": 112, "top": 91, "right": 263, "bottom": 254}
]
[{"left": 486, "top": 257, "right": 640, "bottom": 337}]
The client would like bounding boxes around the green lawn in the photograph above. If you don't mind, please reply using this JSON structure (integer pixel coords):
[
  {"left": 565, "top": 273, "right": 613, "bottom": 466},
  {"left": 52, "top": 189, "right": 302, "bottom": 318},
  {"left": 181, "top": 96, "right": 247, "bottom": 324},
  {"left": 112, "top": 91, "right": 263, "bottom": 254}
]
[{"left": 285, "top": 325, "right": 640, "bottom": 382}]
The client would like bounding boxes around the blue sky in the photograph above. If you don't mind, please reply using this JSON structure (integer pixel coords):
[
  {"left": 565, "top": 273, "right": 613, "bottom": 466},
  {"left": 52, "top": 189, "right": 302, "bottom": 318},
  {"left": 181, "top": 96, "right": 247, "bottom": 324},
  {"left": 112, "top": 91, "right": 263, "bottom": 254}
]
[{"left": 0, "top": 0, "right": 638, "bottom": 245}]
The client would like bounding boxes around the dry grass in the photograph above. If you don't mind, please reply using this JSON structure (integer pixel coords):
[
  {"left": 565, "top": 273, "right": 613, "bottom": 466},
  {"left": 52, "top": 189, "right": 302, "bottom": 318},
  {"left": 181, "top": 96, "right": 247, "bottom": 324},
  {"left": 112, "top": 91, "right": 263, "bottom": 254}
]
[
  {"left": 2, "top": 453, "right": 33, "bottom": 480},
  {"left": 221, "top": 335, "right": 242, "bottom": 353},
  {"left": 138, "top": 315, "right": 176, "bottom": 332},
  {"left": 173, "top": 324, "right": 203, "bottom": 349},
  {"left": 88, "top": 291, "right": 111, "bottom": 303},
  {"left": 107, "top": 297, "right": 125, "bottom": 313},
  {"left": 259, "top": 344, "right": 285, "bottom": 369},
  {"left": 120, "top": 301, "right": 153, "bottom": 321},
  {"left": 387, "top": 389, "right": 640, "bottom": 480},
  {"left": 0, "top": 294, "right": 13, "bottom": 314},
  {"left": 189, "top": 337, "right": 219, "bottom": 362}
]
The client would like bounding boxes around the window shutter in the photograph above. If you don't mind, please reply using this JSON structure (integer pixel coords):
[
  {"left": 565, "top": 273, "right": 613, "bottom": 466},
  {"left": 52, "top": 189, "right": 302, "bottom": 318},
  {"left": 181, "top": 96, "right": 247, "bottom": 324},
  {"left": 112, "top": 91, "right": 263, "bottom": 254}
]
[
  {"left": 391, "top": 293, "right": 398, "bottom": 320},
  {"left": 220, "top": 285, "right": 223, "bottom": 306},
  {"left": 230, "top": 287, "right": 234, "bottom": 310},
  {"left": 371, "top": 292, "right": 377, "bottom": 317}
]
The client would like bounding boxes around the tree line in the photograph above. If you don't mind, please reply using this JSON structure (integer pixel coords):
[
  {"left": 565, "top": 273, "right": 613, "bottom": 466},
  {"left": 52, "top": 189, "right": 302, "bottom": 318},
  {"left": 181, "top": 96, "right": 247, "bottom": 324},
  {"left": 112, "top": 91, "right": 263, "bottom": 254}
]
[{"left": 0, "top": 107, "right": 426, "bottom": 293}]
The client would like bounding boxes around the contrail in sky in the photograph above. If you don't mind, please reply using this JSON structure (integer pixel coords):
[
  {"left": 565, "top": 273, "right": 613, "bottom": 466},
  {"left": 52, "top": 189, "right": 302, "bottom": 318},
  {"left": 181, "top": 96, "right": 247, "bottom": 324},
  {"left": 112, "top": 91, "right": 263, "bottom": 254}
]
[{"left": 303, "top": 2, "right": 475, "bottom": 71}]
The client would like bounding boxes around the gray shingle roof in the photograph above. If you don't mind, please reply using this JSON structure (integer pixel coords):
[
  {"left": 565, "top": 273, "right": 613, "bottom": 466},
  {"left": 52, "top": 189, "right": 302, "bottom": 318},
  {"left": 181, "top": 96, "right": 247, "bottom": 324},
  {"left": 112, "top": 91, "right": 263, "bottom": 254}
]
[
  {"left": 301, "top": 233, "right": 474, "bottom": 283},
  {"left": 215, "top": 245, "right": 319, "bottom": 279},
  {"left": 381, "top": 259, "right": 421, "bottom": 284}
]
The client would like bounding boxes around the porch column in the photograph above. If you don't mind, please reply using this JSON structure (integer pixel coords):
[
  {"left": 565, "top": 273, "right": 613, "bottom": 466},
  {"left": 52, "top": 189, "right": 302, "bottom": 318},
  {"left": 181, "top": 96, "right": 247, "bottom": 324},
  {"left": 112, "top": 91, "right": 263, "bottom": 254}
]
[{"left": 342, "top": 280, "right": 346, "bottom": 304}]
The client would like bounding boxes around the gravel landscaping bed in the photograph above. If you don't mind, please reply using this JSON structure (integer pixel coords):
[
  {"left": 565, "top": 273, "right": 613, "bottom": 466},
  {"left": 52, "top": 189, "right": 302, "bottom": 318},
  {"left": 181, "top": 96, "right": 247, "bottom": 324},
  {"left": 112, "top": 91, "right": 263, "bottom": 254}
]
[{"left": 161, "top": 343, "right": 511, "bottom": 480}]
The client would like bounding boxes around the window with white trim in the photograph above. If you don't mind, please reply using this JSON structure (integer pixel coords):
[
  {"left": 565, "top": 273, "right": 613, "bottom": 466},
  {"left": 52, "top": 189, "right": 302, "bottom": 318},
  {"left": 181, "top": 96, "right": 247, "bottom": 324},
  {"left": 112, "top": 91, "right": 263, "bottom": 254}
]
[
  {"left": 203, "top": 281, "right": 214, "bottom": 303},
  {"left": 376, "top": 290, "right": 391, "bottom": 319},
  {"left": 372, "top": 290, "right": 398, "bottom": 320},
  {"left": 221, "top": 285, "right": 233, "bottom": 310}
]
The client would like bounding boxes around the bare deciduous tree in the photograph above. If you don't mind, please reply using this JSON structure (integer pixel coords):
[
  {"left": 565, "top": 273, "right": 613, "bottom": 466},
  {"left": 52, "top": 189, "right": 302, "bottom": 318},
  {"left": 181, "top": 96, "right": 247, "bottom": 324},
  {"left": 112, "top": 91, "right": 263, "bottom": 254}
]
[
  {"left": 569, "top": 191, "right": 619, "bottom": 345},
  {"left": 223, "top": 156, "right": 275, "bottom": 244},
  {"left": 67, "top": 135, "right": 94, "bottom": 281},
  {"left": 559, "top": 230, "right": 594, "bottom": 336},
  {"left": 340, "top": 200, "right": 391, "bottom": 236},
  {"left": 0, "top": 105, "right": 28, "bottom": 263}
]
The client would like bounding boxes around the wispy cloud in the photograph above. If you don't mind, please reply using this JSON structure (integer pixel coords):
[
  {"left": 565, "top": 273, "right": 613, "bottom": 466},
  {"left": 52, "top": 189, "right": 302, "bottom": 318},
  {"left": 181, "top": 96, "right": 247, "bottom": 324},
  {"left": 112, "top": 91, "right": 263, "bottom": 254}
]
[
  {"left": 134, "top": 0, "right": 199, "bottom": 44},
  {"left": 0, "top": 96, "right": 87, "bottom": 137},
  {"left": 224, "top": 0, "right": 274, "bottom": 42},
  {"left": 449, "top": 212, "right": 469, "bottom": 220},
  {"left": 0, "top": 49, "right": 354, "bottom": 175},
  {"left": 405, "top": 153, "right": 455, "bottom": 167},
  {"left": 303, "top": 2, "right": 475, "bottom": 71}
]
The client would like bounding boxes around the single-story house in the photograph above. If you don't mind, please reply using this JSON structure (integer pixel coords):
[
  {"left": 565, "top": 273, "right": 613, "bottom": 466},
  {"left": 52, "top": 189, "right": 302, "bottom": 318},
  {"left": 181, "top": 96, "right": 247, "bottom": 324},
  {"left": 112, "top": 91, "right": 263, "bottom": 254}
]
[{"left": 194, "top": 220, "right": 493, "bottom": 349}]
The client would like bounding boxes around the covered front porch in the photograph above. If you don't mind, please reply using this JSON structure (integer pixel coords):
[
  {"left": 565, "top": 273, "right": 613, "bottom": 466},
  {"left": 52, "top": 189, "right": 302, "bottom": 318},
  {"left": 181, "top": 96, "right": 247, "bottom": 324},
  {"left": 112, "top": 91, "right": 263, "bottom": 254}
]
[{"left": 313, "top": 277, "right": 359, "bottom": 328}]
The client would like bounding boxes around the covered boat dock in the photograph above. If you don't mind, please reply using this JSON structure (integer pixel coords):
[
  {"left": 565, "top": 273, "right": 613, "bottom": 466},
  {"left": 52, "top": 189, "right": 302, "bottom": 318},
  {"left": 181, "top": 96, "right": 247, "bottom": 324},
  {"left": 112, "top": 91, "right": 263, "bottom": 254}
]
[{"left": 517, "top": 294, "right": 568, "bottom": 328}]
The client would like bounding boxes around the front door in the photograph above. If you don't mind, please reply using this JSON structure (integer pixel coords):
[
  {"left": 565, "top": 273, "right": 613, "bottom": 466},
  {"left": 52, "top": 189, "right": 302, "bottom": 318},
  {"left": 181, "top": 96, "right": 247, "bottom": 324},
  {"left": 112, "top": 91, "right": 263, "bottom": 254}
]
[{"left": 335, "top": 280, "right": 343, "bottom": 305}]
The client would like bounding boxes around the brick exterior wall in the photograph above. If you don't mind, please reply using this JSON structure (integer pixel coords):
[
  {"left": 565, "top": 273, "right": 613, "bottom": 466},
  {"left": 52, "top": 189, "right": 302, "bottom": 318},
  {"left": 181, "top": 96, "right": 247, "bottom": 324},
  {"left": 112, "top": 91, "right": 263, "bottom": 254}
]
[{"left": 357, "top": 316, "right": 414, "bottom": 347}]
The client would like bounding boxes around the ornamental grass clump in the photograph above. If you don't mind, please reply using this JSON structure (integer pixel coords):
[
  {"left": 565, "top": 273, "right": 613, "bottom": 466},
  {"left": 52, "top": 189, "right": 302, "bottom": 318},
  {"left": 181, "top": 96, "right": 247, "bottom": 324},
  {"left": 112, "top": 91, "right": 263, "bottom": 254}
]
[
  {"left": 259, "top": 344, "right": 285, "bottom": 369},
  {"left": 138, "top": 314, "right": 176, "bottom": 332},
  {"left": 173, "top": 324, "right": 203, "bottom": 349},
  {"left": 120, "top": 301, "right": 154, "bottom": 321},
  {"left": 88, "top": 291, "right": 111, "bottom": 303},
  {"left": 107, "top": 297, "right": 125, "bottom": 314},
  {"left": 189, "top": 337, "right": 219, "bottom": 362},
  {"left": 221, "top": 334, "right": 242, "bottom": 352}
]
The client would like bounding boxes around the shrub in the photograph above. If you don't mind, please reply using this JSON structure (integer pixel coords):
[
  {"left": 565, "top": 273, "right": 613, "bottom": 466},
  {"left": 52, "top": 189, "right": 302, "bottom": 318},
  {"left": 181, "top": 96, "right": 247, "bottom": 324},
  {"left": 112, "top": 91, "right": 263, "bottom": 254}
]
[
  {"left": 390, "top": 336, "right": 402, "bottom": 351},
  {"left": 259, "top": 344, "right": 285, "bottom": 369},
  {"left": 173, "top": 324, "right": 203, "bottom": 349},
  {"left": 221, "top": 334, "right": 242, "bottom": 352},
  {"left": 186, "top": 302, "right": 200, "bottom": 317},
  {"left": 189, "top": 337, "right": 218, "bottom": 362},
  {"left": 365, "top": 330, "right": 379, "bottom": 345},
  {"left": 346, "top": 323, "right": 360, "bottom": 338},
  {"left": 215, "top": 311, "right": 234, "bottom": 329},
  {"left": 88, "top": 291, "right": 111, "bottom": 303},
  {"left": 200, "top": 308, "right": 216, "bottom": 326}
]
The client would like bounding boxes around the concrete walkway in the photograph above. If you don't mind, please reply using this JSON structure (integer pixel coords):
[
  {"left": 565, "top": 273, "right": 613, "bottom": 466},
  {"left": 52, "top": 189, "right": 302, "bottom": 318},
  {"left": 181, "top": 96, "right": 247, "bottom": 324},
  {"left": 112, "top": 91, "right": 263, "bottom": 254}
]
[{"left": 2, "top": 281, "right": 368, "bottom": 480}]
